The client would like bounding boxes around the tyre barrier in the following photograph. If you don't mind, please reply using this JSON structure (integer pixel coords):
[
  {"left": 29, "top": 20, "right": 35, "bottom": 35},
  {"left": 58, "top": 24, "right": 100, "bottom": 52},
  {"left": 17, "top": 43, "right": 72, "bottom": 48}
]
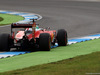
[{"left": 0, "top": 10, "right": 100, "bottom": 59}]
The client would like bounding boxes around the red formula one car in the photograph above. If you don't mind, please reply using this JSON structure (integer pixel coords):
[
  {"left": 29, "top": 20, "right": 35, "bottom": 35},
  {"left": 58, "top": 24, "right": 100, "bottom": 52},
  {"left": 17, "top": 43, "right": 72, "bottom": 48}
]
[{"left": 0, "top": 19, "right": 68, "bottom": 51}]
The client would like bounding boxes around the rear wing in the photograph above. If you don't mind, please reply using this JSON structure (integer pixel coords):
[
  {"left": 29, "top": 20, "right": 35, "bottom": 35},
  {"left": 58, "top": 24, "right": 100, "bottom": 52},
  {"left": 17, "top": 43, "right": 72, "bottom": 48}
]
[
  {"left": 11, "top": 19, "right": 37, "bottom": 28},
  {"left": 11, "top": 23, "right": 33, "bottom": 28},
  {"left": 11, "top": 19, "right": 37, "bottom": 39}
]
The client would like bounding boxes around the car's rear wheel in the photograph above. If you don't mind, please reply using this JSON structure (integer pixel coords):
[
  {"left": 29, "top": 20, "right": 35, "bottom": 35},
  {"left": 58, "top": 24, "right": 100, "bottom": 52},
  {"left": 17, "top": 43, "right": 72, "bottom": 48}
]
[
  {"left": 39, "top": 33, "right": 51, "bottom": 51},
  {"left": 0, "top": 33, "right": 11, "bottom": 51},
  {"left": 57, "top": 29, "right": 68, "bottom": 46}
]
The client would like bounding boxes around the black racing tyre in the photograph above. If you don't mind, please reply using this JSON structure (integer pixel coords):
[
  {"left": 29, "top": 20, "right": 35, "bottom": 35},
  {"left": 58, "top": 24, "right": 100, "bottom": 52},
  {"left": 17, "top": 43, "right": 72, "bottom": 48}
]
[
  {"left": 0, "top": 33, "right": 11, "bottom": 51},
  {"left": 57, "top": 29, "right": 68, "bottom": 46},
  {"left": 39, "top": 33, "right": 51, "bottom": 51}
]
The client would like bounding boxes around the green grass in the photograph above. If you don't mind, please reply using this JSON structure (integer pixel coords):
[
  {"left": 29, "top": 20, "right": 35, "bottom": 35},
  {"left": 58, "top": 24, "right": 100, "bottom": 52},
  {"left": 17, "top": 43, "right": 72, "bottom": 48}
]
[
  {"left": 0, "top": 14, "right": 24, "bottom": 25},
  {"left": 0, "top": 38, "right": 100, "bottom": 74},
  {"left": 0, "top": 17, "right": 3, "bottom": 22},
  {"left": 1, "top": 51, "right": 100, "bottom": 75}
]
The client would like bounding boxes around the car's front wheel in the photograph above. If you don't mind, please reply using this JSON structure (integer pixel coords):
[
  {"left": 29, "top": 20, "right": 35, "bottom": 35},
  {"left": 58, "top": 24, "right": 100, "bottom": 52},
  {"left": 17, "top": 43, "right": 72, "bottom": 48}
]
[{"left": 57, "top": 29, "right": 68, "bottom": 46}]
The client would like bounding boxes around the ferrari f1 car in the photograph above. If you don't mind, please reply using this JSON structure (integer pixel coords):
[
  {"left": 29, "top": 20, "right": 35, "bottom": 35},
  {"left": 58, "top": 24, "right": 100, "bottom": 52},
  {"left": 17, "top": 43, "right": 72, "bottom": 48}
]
[{"left": 0, "top": 19, "right": 68, "bottom": 51}]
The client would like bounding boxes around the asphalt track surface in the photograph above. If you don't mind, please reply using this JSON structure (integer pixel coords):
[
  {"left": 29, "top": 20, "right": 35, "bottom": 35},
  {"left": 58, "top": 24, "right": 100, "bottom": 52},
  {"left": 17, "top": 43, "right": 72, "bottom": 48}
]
[
  {"left": 0, "top": 0, "right": 100, "bottom": 71},
  {"left": 0, "top": 0, "right": 100, "bottom": 38}
]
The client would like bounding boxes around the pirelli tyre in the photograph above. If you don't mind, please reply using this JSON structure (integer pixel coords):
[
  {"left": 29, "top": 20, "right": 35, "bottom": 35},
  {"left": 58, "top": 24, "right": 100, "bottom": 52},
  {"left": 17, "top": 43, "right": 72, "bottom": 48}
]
[
  {"left": 0, "top": 33, "right": 11, "bottom": 51},
  {"left": 57, "top": 29, "right": 68, "bottom": 46},
  {"left": 39, "top": 33, "right": 51, "bottom": 51}
]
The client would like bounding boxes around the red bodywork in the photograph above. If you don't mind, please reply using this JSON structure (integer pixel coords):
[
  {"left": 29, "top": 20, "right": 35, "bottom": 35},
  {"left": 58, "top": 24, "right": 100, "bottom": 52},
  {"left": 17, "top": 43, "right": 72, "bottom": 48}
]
[
  {"left": 11, "top": 20, "right": 57, "bottom": 50},
  {"left": 15, "top": 30, "right": 56, "bottom": 43},
  {"left": 28, "top": 30, "right": 56, "bottom": 41}
]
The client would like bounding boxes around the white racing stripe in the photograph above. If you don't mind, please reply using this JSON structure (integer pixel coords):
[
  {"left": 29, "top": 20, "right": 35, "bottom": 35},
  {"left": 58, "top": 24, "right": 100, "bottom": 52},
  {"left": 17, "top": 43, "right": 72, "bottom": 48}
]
[
  {"left": 0, "top": 55, "right": 14, "bottom": 59},
  {"left": 68, "top": 41, "right": 78, "bottom": 45}
]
